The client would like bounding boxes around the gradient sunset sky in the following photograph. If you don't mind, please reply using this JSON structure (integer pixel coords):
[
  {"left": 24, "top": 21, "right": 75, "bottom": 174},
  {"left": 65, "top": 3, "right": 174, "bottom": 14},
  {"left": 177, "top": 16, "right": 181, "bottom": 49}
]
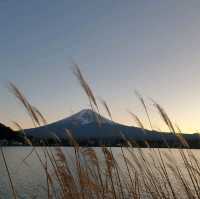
[{"left": 1, "top": 0, "right": 200, "bottom": 132}]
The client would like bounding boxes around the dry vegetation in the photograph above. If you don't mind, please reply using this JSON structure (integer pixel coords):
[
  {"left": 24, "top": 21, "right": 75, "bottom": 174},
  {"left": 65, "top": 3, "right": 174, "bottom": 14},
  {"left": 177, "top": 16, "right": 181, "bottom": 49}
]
[{"left": 1, "top": 65, "right": 200, "bottom": 199}]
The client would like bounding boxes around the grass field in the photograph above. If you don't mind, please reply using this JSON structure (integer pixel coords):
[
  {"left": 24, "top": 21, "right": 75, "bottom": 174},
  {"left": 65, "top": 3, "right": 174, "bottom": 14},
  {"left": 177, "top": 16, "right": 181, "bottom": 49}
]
[{"left": 2, "top": 65, "right": 200, "bottom": 199}]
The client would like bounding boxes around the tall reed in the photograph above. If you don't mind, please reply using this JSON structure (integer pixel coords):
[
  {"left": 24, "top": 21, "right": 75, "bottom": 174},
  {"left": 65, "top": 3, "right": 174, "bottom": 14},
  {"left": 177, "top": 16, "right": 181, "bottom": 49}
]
[{"left": 1, "top": 66, "right": 200, "bottom": 199}]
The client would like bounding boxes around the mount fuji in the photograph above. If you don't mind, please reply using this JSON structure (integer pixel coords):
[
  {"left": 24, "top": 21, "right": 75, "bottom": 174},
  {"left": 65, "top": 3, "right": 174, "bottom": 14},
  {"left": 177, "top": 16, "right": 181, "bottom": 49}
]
[
  {"left": 24, "top": 109, "right": 199, "bottom": 146},
  {"left": 25, "top": 109, "right": 148, "bottom": 140}
]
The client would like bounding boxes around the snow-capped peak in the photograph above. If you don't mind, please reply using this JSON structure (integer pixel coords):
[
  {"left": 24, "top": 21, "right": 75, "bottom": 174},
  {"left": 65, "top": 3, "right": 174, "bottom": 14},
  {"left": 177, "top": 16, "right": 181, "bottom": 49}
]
[
  {"left": 67, "top": 109, "right": 113, "bottom": 125},
  {"left": 72, "top": 109, "right": 96, "bottom": 125}
]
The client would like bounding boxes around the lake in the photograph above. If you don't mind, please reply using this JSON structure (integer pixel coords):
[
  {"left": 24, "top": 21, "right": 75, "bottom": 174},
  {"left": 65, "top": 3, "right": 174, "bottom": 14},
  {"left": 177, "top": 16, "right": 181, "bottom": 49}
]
[{"left": 0, "top": 147, "right": 199, "bottom": 199}]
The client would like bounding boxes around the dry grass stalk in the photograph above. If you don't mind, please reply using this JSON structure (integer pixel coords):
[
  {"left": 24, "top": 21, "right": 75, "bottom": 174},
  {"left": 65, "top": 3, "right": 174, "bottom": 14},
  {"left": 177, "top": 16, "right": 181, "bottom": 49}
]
[
  {"left": 1, "top": 147, "right": 17, "bottom": 199},
  {"left": 5, "top": 67, "right": 200, "bottom": 199},
  {"left": 135, "top": 91, "right": 153, "bottom": 130}
]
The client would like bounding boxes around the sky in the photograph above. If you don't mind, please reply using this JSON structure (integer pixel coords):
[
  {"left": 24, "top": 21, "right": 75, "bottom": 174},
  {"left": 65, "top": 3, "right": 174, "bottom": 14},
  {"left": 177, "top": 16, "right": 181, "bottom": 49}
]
[{"left": 1, "top": 0, "right": 200, "bottom": 132}]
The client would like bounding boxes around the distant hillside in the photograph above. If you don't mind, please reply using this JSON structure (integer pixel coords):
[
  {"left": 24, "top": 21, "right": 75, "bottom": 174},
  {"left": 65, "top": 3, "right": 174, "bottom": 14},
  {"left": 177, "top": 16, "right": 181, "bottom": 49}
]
[
  {"left": 0, "top": 123, "right": 15, "bottom": 139},
  {"left": 0, "top": 123, "right": 25, "bottom": 145}
]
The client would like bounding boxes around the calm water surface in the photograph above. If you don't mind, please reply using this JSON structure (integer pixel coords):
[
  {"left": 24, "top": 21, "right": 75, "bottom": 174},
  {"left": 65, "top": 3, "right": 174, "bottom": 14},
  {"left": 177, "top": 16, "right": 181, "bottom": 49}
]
[{"left": 0, "top": 147, "right": 199, "bottom": 198}]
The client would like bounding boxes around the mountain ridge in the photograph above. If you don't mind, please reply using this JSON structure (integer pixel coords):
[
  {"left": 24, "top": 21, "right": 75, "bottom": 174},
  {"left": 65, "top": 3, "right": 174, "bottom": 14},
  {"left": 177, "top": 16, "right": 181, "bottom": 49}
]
[
  {"left": 25, "top": 108, "right": 146, "bottom": 139},
  {"left": 0, "top": 109, "right": 199, "bottom": 147},
  {"left": 24, "top": 109, "right": 196, "bottom": 142}
]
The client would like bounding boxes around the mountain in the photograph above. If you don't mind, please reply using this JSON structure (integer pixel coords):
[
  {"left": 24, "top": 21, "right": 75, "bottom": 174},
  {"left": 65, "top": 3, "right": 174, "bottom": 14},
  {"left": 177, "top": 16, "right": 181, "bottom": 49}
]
[
  {"left": 25, "top": 109, "right": 170, "bottom": 140},
  {"left": 0, "top": 123, "right": 15, "bottom": 139},
  {"left": 25, "top": 109, "right": 117, "bottom": 139},
  {"left": 0, "top": 123, "right": 25, "bottom": 144},
  {"left": 24, "top": 109, "right": 200, "bottom": 147}
]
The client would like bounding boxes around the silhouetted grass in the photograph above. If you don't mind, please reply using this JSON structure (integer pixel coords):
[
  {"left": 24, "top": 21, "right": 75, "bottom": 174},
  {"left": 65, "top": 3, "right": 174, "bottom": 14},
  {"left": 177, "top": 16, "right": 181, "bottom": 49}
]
[{"left": 1, "top": 65, "right": 200, "bottom": 199}]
